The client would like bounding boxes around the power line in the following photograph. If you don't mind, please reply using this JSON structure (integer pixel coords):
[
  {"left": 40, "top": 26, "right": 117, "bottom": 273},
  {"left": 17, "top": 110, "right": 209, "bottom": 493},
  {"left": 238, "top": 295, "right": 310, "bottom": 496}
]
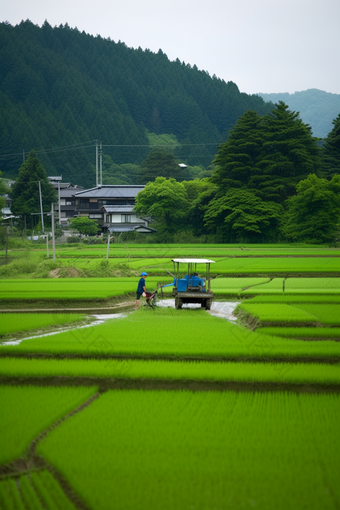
[
  {"left": 0, "top": 140, "right": 221, "bottom": 161},
  {"left": 0, "top": 141, "right": 96, "bottom": 160}
]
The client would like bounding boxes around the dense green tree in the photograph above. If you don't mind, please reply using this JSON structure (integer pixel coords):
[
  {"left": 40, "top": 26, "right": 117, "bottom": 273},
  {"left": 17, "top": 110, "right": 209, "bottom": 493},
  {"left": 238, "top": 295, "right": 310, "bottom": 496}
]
[
  {"left": 0, "top": 21, "right": 272, "bottom": 185},
  {"left": 182, "top": 179, "right": 217, "bottom": 237},
  {"left": 253, "top": 102, "right": 320, "bottom": 202},
  {"left": 204, "top": 189, "right": 283, "bottom": 243},
  {"left": 211, "top": 102, "right": 320, "bottom": 203},
  {"left": 137, "top": 149, "right": 187, "bottom": 184},
  {"left": 70, "top": 217, "right": 100, "bottom": 236},
  {"left": 211, "top": 110, "right": 262, "bottom": 191},
  {"left": 10, "top": 150, "right": 56, "bottom": 228},
  {"left": 134, "top": 177, "right": 188, "bottom": 234},
  {"left": 282, "top": 174, "right": 340, "bottom": 244},
  {"left": 322, "top": 113, "right": 340, "bottom": 179}
]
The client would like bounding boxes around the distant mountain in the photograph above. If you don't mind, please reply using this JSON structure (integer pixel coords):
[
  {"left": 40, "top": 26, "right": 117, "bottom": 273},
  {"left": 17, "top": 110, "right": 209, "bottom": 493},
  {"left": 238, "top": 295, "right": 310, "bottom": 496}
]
[
  {"left": 258, "top": 89, "right": 340, "bottom": 139},
  {"left": 0, "top": 21, "right": 272, "bottom": 187}
]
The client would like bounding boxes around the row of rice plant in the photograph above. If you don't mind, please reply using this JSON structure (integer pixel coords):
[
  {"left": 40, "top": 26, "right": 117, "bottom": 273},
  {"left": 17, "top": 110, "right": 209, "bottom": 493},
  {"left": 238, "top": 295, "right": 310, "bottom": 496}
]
[
  {"left": 1, "top": 357, "right": 340, "bottom": 384},
  {"left": 0, "top": 313, "right": 85, "bottom": 337},
  {"left": 240, "top": 278, "right": 284, "bottom": 295},
  {"left": 52, "top": 243, "right": 340, "bottom": 258},
  {"left": 2, "top": 308, "right": 340, "bottom": 360},
  {"left": 0, "top": 470, "right": 76, "bottom": 510},
  {"left": 50, "top": 257, "right": 340, "bottom": 275},
  {"left": 0, "top": 277, "right": 169, "bottom": 301},
  {"left": 0, "top": 385, "right": 97, "bottom": 465},
  {"left": 128, "top": 257, "right": 340, "bottom": 274},
  {"left": 247, "top": 295, "right": 340, "bottom": 304},
  {"left": 37, "top": 390, "right": 340, "bottom": 510},
  {"left": 239, "top": 302, "right": 340, "bottom": 325},
  {"left": 241, "top": 277, "right": 340, "bottom": 296},
  {"left": 286, "top": 278, "right": 340, "bottom": 290},
  {"left": 260, "top": 327, "right": 340, "bottom": 340},
  {"left": 239, "top": 302, "right": 319, "bottom": 322}
]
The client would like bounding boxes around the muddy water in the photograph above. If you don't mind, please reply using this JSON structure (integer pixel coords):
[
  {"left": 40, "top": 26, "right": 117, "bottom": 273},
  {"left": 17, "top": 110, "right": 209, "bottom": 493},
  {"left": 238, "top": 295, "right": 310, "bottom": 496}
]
[
  {"left": 1, "top": 313, "right": 129, "bottom": 346},
  {"left": 156, "top": 299, "right": 240, "bottom": 322}
]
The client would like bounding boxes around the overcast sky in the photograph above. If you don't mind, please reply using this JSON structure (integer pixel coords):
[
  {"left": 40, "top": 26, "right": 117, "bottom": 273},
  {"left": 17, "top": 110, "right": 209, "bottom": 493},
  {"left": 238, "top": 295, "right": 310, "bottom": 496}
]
[{"left": 3, "top": 0, "right": 340, "bottom": 95}]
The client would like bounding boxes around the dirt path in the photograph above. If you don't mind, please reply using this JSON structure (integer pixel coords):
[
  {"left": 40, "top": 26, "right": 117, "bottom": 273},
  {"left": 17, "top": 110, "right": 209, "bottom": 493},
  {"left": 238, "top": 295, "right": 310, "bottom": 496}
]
[{"left": 1, "top": 376, "right": 339, "bottom": 393}]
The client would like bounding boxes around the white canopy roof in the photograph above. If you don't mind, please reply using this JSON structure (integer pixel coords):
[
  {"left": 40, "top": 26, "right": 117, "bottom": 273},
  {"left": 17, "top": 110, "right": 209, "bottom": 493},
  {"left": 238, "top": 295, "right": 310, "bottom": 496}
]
[{"left": 172, "top": 258, "right": 215, "bottom": 264}]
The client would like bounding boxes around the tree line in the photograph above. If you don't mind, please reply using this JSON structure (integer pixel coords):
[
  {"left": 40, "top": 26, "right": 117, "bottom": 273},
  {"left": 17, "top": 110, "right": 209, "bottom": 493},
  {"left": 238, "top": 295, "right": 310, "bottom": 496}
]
[
  {"left": 2, "top": 102, "right": 340, "bottom": 243},
  {"left": 0, "top": 20, "right": 271, "bottom": 188},
  {"left": 135, "top": 103, "right": 340, "bottom": 244}
]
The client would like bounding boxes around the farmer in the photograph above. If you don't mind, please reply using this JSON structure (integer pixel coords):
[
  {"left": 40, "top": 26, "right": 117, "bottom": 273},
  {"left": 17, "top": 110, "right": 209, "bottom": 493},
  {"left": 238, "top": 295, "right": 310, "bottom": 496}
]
[{"left": 135, "top": 272, "right": 148, "bottom": 310}]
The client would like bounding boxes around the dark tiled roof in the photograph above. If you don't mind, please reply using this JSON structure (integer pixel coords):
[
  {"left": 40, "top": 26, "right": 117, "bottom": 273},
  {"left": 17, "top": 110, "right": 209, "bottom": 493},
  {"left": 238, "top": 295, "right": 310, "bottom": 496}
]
[
  {"left": 59, "top": 187, "right": 83, "bottom": 198},
  {"left": 74, "top": 185, "right": 145, "bottom": 199}
]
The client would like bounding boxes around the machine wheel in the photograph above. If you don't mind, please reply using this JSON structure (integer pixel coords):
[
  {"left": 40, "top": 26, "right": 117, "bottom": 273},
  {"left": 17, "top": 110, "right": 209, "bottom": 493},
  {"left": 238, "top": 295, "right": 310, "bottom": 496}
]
[
  {"left": 175, "top": 297, "right": 183, "bottom": 309},
  {"left": 205, "top": 299, "right": 212, "bottom": 310}
]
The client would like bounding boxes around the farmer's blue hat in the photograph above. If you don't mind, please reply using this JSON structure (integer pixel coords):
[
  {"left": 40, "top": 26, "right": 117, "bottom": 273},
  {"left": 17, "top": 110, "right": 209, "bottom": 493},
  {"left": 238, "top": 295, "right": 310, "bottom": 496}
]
[{"left": 141, "top": 272, "right": 148, "bottom": 276}]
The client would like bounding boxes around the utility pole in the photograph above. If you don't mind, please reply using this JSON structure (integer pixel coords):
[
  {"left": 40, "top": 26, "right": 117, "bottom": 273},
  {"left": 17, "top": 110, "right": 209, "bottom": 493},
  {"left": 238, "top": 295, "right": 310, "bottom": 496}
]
[
  {"left": 58, "top": 181, "right": 61, "bottom": 225},
  {"left": 106, "top": 231, "right": 111, "bottom": 263},
  {"left": 51, "top": 202, "right": 56, "bottom": 262},
  {"left": 99, "top": 141, "right": 103, "bottom": 186},
  {"left": 96, "top": 140, "right": 99, "bottom": 187},
  {"left": 5, "top": 227, "right": 8, "bottom": 264},
  {"left": 38, "top": 181, "right": 44, "bottom": 233}
]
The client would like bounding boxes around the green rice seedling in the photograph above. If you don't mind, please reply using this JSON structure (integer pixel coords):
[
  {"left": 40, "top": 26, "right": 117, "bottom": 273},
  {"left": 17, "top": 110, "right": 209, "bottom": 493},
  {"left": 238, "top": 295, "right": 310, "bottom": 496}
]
[
  {"left": 54, "top": 256, "right": 340, "bottom": 275},
  {"left": 0, "top": 277, "right": 171, "bottom": 301},
  {"left": 0, "top": 478, "right": 26, "bottom": 509},
  {"left": 246, "top": 295, "right": 340, "bottom": 304},
  {"left": 3, "top": 308, "right": 340, "bottom": 360},
  {"left": 241, "top": 278, "right": 284, "bottom": 295},
  {"left": 238, "top": 302, "right": 319, "bottom": 322},
  {"left": 291, "top": 304, "right": 340, "bottom": 325},
  {"left": 213, "top": 257, "right": 340, "bottom": 274},
  {"left": 1, "top": 357, "right": 340, "bottom": 385},
  {"left": 0, "top": 313, "right": 85, "bottom": 336},
  {"left": 19, "top": 474, "right": 45, "bottom": 510},
  {"left": 259, "top": 327, "right": 340, "bottom": 340},
  {"left": 37, "top": 390, "right": 340, "bottom": 510},
  {"left": 285, "top": 278, "right": 340, "bottom": 292},
  {"left": 211, "top": 277, "right": 270, "bottom": 294},
  {"left": 0, "top": 472, "right": 76, "bottom": 510},
  {"left": 30, "top": 471, "right": 76, "bottom": 510},
  {"left": 53, "top": 243, "right": 340, "bottom": 258},
  {"left": 0, "top": 385, "right": 98, "bottom": 465},
  {"left": 17, "top": 475, "right": 43, "bottom": 510}
]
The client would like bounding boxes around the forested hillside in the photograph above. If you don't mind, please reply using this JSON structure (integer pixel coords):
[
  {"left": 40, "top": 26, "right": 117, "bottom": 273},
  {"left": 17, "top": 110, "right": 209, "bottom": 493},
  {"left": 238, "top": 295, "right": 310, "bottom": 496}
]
[
  {"left": 258, "top": 89, "right": 340, "bottom": 139},
  {"left": 0, "top": 20, "right": 272, "bottom": 188}
]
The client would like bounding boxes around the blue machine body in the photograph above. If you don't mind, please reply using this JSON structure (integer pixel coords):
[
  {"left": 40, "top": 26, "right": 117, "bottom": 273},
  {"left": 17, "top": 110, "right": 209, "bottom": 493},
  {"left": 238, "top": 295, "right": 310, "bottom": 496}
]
[{"left": 176, "top": 275, "right": 206, "bottom": 292}]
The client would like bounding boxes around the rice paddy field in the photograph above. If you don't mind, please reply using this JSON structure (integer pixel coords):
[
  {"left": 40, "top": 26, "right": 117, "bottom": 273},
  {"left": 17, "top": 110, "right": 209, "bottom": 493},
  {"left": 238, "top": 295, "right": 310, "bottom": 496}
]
[{"left": 1, "top": 243, "right": 340, "bottom": 509}]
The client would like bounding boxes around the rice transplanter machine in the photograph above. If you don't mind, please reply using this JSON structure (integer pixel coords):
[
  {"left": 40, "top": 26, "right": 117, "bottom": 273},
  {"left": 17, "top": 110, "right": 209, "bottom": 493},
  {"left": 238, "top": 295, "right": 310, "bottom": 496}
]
[{"left": 170, "top": 258, "right": 215, "bottom": 309}]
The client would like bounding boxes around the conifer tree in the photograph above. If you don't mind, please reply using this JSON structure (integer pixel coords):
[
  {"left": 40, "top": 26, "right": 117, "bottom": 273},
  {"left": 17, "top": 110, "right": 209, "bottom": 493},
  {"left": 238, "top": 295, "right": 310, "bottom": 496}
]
[
  {"left": 211, "top": 102, "right": 320, "bottom": 203},
  {"left": 322, "top": 113, "right": 340, "bottom": 178},
  {"left": 10, "top": 150, "right": 56, "bottom": 227}
]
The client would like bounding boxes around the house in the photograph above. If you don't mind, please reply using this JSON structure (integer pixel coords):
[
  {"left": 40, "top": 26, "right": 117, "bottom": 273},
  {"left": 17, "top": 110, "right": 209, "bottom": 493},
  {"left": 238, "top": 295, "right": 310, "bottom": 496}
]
[
  {"left": 47, "top": 182, "right": 155, "bottom": 234},
  {"left": 58, "top": 185, "right": 84, "bottom": 225},
  {"left": 48, "top": 179, "right": 83, "bottom": 226},
  {"left": 1, "top": 195, "right": 12, "bottom": 219},
  {"left": 74, "top": 185, "right": 156, "bottom": 234}
]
